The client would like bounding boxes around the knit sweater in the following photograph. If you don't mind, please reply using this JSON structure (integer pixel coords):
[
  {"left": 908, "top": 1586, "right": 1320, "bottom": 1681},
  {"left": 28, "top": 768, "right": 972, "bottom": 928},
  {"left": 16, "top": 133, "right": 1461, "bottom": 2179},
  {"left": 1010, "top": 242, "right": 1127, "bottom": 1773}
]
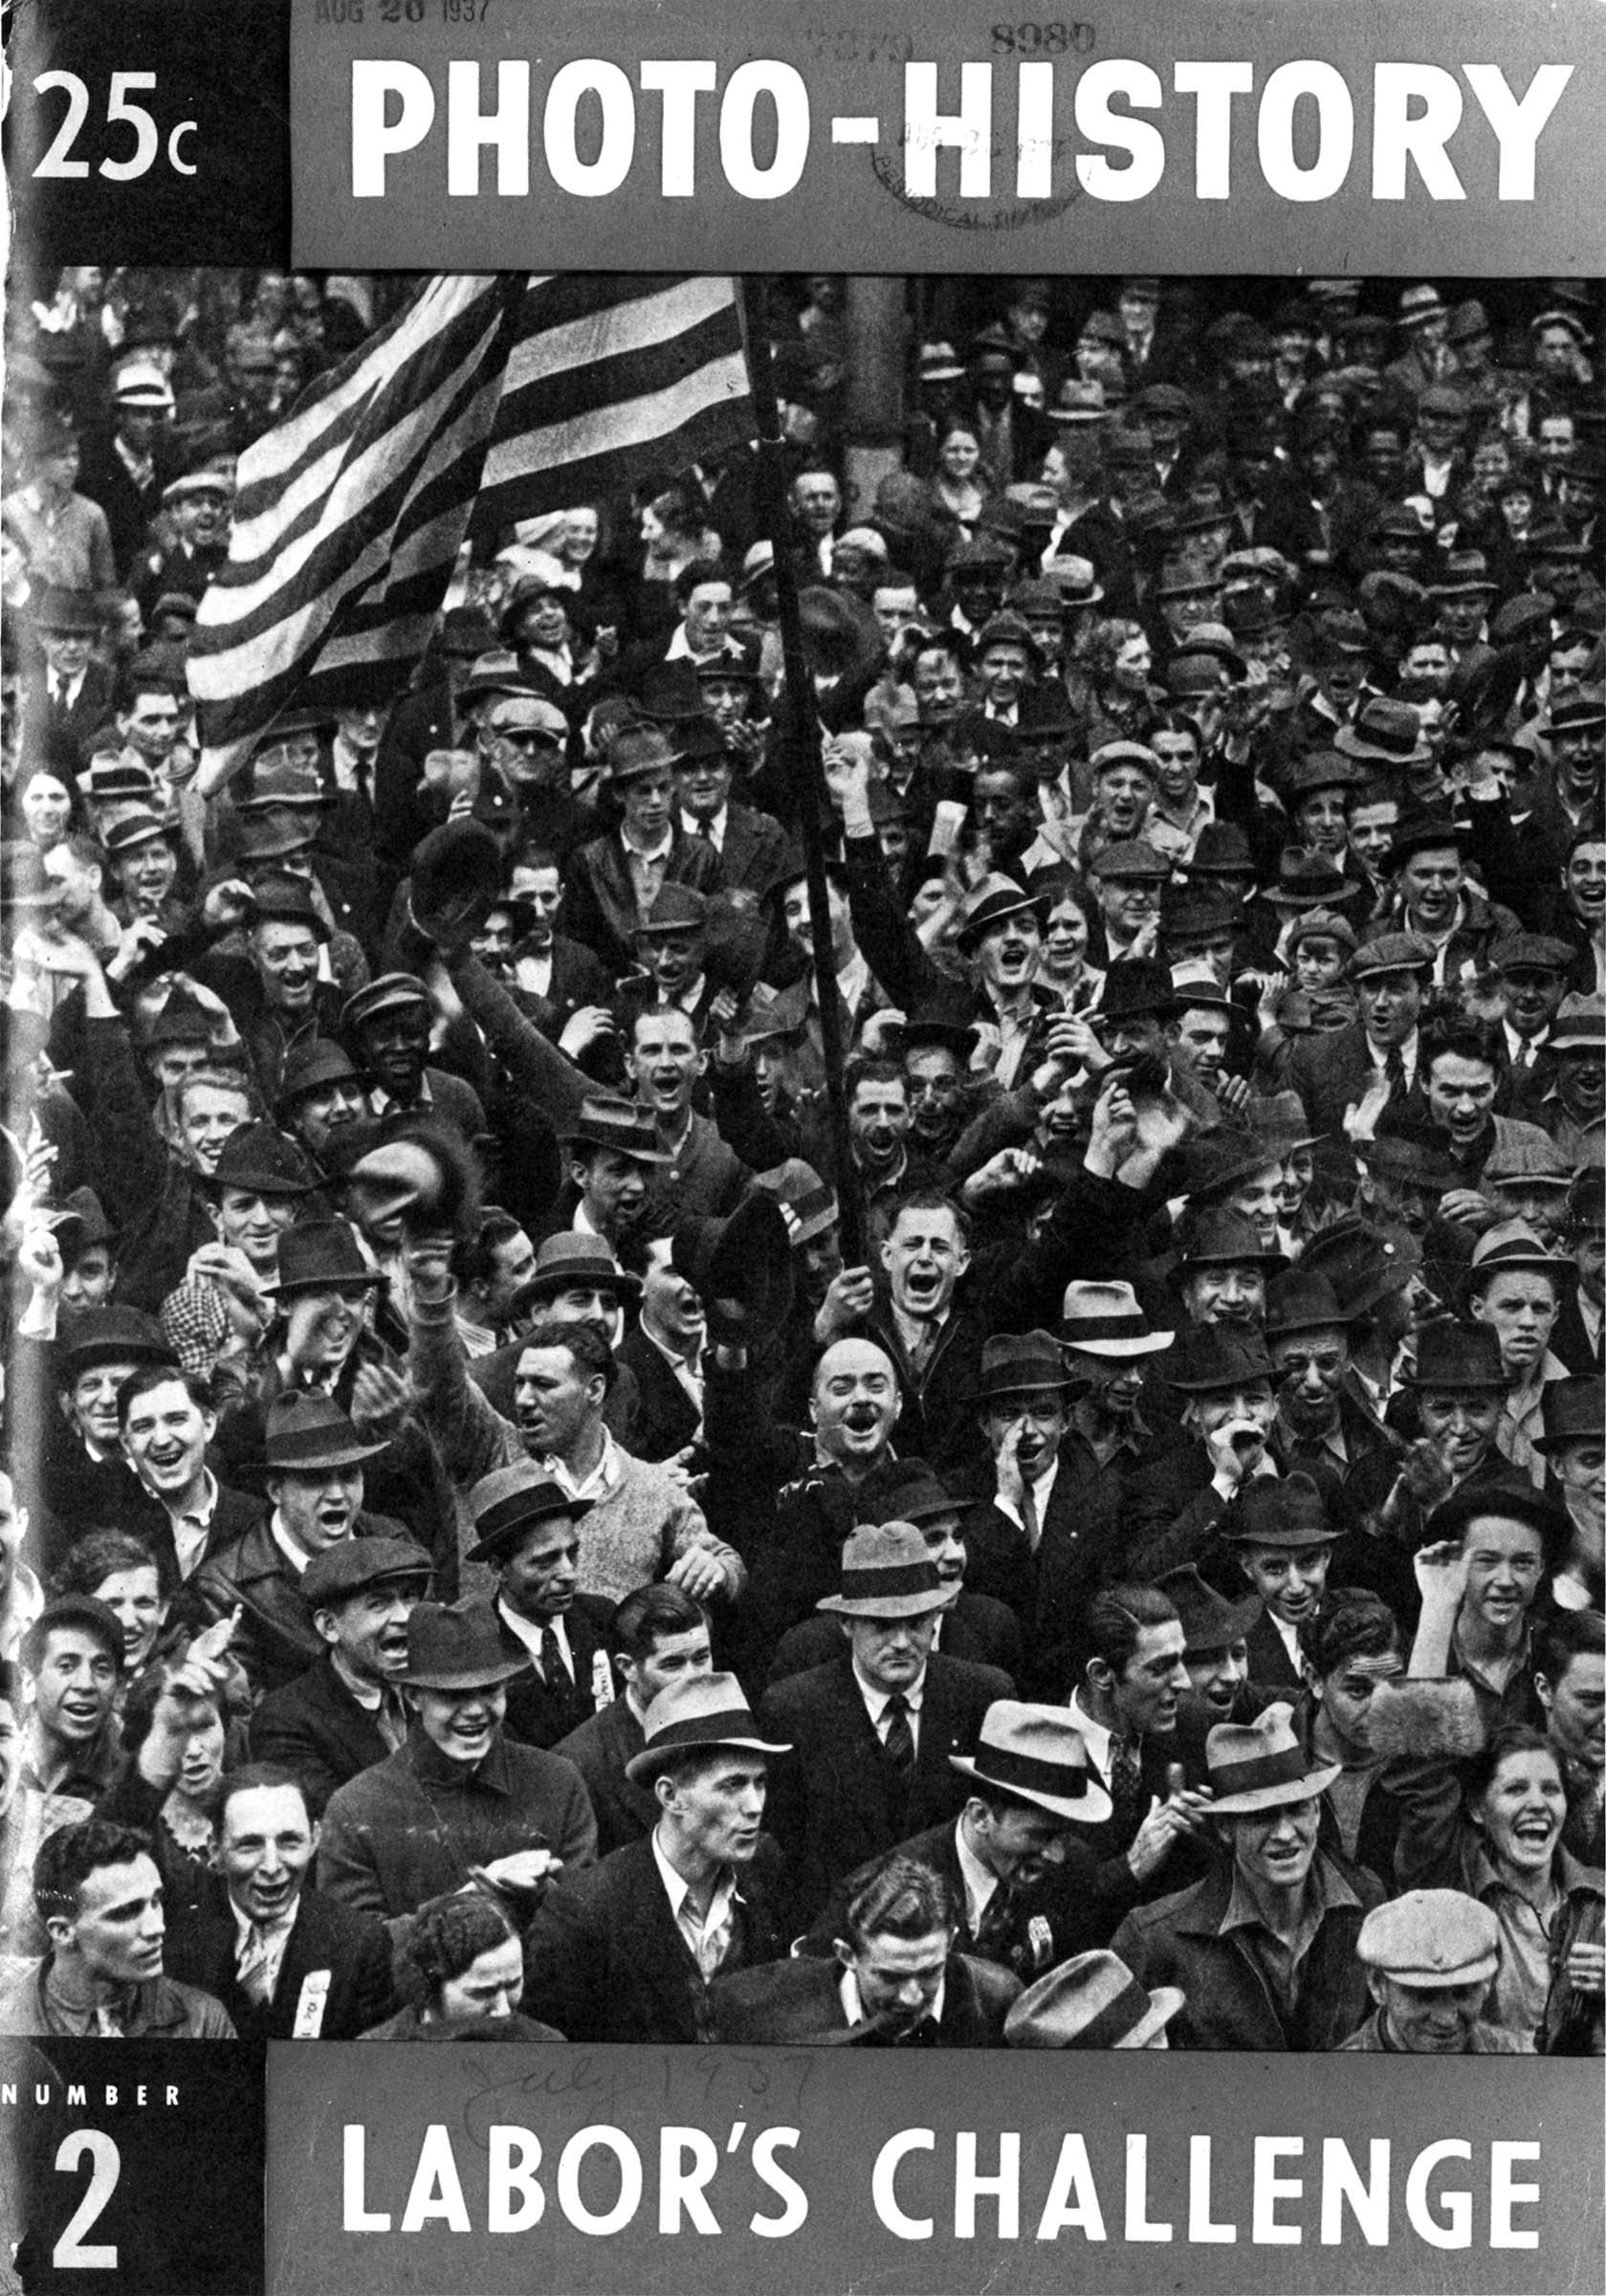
[{"left": 407, "top": 1282, "right": 744, "bottom": 1605}]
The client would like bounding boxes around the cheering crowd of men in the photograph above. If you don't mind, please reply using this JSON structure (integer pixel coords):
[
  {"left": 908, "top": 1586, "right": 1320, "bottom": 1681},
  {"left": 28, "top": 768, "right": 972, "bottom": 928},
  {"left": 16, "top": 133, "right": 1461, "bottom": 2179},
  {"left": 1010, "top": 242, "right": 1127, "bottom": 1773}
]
[{"left": 0, "top": 265, "right": 1602, "bottom": 2054}]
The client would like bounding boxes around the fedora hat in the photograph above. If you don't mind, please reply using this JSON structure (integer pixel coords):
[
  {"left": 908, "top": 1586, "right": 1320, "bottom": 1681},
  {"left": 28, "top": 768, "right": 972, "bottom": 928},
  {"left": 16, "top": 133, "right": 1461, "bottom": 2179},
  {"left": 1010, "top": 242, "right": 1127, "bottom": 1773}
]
[
  {"left": 1354, "top": 1115, "right": 1462, "bottom": 1192},
  {"left": 1186, "top": 821, "right": 1254, "bottom": 880},
  {"left": 55, "top": 1306, "right": 177, "bottom": 1381},
  {"left": 1263, "top": 847, "right": 1352, "bottom": 912},
  {"left": 1177, "top": 1205, "right": 1287, "bottom": 1273},
  {"left": 515, "top": 1229, "right": 642, "bottom": 1308},
  {"left": 1058, "top": 1280, "right": 1174, "bottom": 1358},
  {"left": 1181, "top": 1130, "right": 1285, "bottom": 1204},
  {"left": 1223, "top": 1472, "right": 1333, "bottom": 1551},
  {"left": 1092, "top": 957, "right": 1176, "bottom": 1024},
  {"left": 1155, "top": 1565, "right": 1262, "bottom": 1653},
  {"left": 245, "top": 874, "right": 330, "bottom": 941},
  {"left": 101, "top": 809, "right": 176, "bottom": 862},
  {"left": 1264, "top": 1269, "right": 1356, "bottom": 1338},
  {"left": 409, "top": 819, "right": 505, "bottom": 946},
  {"left": 1166, "top": 1326, "right": 1276, "bottom": 1394},
  {"left": 816, "top": 1522, "right": 950, "bottom": 1619},
  {"left": 347, "top": 1123, "right": 479, "bottom": 1236},
  {"left": 1247, "top": 1089, "right": 1324, "bottom": 1157},
  {"left": 1423, "top": 1481, "right": 1572, "bottom": 1563},
  {"left": 560, "top": 1095, "right": 671, "bottom": 1165},
  {"left": 671, "top": 1194, "right": 794, "bottom": 1344},
  {"left": 861, "top": 1464, "right": 961, "bottom": 1528},
  {"left": 634, "top": 883, "right": 710, "bottom": 938},
  {"left": 400, "top": 1599, "right": 533, "bottom": 1691},
  {"left": 262, "top": 1391, "right": 386, "bottom": 1472},
  {"left": 276, "top": 1038, "right": 362, "bottom": 1110},
  {"left": 1401, "top": 1321, "right": 1508, "bottom": 1392},
  {"left": 0, "top": 843, "right": 67, "bottom": 914},
  {"left": 208, "top": 1122, "right": 319, "bottom": 1200},
  {"left": 1004, "top": 1951, "right": 1184, "bottom": 2049},
  {"left": 955, "top": 874, "right": 1049, "bottom": 954},
  {"left": 951, "top": 1701, "right": 1112, "bottom": 1825},
  {"left": 1205, "top": 1700, "right": 1341, "bottom": 1814},
  {"left": 1298, "top": 1218, "right": 1421, "bottom": 1316},
  {"left": 30, "top": 585, "right": 101, "bottom": 635},
  {"left": 261, "top": 1218, "right": 384, "bottom": 1296},
  {"left": 979, "top": 1329, "right": 1088, "bottom": 1401},
  {"left": 1551, "top": 993, "right": 1606, "bottom": 1054},
  {"left": 1386, "top": 811, "right": 1467, "bottom": 868},
  {"left": 625, "top": 1670, "right": 791, "bottom": 1782},
  {"left": 1536, "top": 1376, "right": 1605, "bottom": 1454},
  {"left": 1464, "top": 1217, "right": 1576, "bottom": 1297},
  {"left": 1089, "top": 838, "right": 1172, "bottom": 884},
  {"left": 465, "top": 1462, "right": 591, "bottom": 1565},
  {"left": 752, "top": 1159, "right": 840, "bottom": 1249}
]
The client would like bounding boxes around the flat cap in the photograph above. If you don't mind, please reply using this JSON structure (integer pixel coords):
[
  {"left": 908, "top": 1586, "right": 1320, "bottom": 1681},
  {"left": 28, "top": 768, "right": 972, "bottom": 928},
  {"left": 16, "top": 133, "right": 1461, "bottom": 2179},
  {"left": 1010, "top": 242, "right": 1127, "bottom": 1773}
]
[
  {"left": 1356, "top": 1889, "right": 1500, "bottom": 1986},
  {"left": 302, "top": 1536, "right": 432, "bottom": 1607}
]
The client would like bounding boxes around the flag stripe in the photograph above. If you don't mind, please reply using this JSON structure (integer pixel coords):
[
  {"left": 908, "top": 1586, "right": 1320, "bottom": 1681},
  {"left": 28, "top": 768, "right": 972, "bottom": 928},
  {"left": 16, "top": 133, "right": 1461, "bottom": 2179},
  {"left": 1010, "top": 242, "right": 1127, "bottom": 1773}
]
[{"left": 190, "top": 273, "right": 755, "bottom": 797}]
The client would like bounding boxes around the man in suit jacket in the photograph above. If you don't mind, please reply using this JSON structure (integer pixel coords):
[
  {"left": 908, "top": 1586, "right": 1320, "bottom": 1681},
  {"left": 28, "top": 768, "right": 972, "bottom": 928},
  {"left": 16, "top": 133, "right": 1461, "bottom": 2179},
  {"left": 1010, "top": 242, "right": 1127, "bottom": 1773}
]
[
  {"left": 767, "top": 1465, "right": 1023, "bottom": 1687},
  {"left": 711, "top": 1850, "right": 1020, "bottom": 2045},
  {"left": 183, "top": 1395, "right": 403, "bottom": 1700},
  {"left": 797, "top": 1702, "right": 1132, "bottom": 1978},
  {"left": 1287, "top": 932, "right": 1434, "bottom": 1169},
  {"left": 16, "top": 586, "right": 116, "bottom": 776},
  {"left": 165, "top": 1767, "right": 395, "bottom": 2041},
  {"left": 755, "top": 1523, "right": 1014, "bottom": 1927},
  {"left": 563, "top": 727, "right": 723, "bottom": 977},
  {"left": 552, "top": 1580, "right": 714, "bottom": 1854},
  {"left": 247, "top": 1535, "right": 433, "bottom": 1813},
  {"left": 461, "top": 1461, "right": 616, "bottom": 1747},
  {"left": 521, "top": 1671, "right": 790, "bottom": 2043},
  {"left": 671, "top": 713, "right": 789, "bottom": 899}
]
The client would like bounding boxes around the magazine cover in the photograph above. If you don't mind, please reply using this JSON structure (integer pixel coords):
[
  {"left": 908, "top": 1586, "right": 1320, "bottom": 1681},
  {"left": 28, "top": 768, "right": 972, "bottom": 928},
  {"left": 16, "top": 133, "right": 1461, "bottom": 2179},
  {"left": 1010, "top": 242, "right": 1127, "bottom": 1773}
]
[{"left": 3, "top": 2, "right": 1604, "bottom": 2290}]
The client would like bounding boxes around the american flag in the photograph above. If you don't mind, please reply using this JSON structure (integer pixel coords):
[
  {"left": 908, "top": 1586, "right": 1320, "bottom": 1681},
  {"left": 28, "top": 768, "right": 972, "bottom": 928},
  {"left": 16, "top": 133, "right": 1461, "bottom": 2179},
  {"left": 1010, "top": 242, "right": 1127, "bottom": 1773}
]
[{"left": 188, "top": 273, "right": 754, "bottom": 795}]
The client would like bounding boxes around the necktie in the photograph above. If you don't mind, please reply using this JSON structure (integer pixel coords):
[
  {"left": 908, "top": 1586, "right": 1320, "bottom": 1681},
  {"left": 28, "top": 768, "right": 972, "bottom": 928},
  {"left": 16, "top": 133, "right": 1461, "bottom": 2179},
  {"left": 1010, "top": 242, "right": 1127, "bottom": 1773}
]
[
  {"left": 539, "top": 1622, "right": 568, "bottom": 1688},
  {"left": 1019, "top": 1481, "right": 1041, "bottom": 1553},
  {"left": 882, "top": 1692, "right": 915, "bottom": 1800},
  {"left": 1383, "top": 1045, "right": 1406, "bottom": 1095},
  {"left": 377, "top": 1689, "right": 408, "bottom": 1755},
  {"left": 236, "top": 1925, "right": 276, "bottom": 2005},
  {"left": 973, "top": 1884, "right": 1020, "bottom": 1964},
  {"left": 1109, "top": 1734, "right": 1146, "bottom": 1837},
  {"left": 92, "top": 2002, "right": 125, "bottom": 2038}
]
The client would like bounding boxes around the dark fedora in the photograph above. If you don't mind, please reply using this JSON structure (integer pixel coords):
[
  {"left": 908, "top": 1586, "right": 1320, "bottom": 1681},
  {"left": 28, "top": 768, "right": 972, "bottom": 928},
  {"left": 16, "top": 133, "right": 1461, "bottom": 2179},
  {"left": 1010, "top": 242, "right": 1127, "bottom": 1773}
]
[
  {"left": 560, "top": 1096, "right": 671, "bottom": 1165},
  {"left": 1222, "top": 1472, "right": 1333, "bottom": 1551},
  {"left": 1166, "top": 1326, "right": 1276, "bottom": 1394},
  {"left": 1092, "top": 957, "right": 1176, "bottom": 1024},
  {"left": 143, "top": 988, "right": 217, "bottom": 1052},
  {"left": 1177, "top": 1206, "right": 1287, "bottom": 1272},
  {"left": 101, "top": 809, "right": 177, "bottom": 862},
  {"left": 1535, "top": 1377, "right": 1605, "bottom": 1454},
  {"left": 245, "top": 875, "right": 330, "bottom": 941},
  {"left": 634, "top": 660, "right": 710, "bottom": 723},
  {"left": 1155, "top": 1565, "right": 1262, "bottom": 1653},
  {"left": 515, "top": 1230, "right": 642, "bottom": 1308},
  {"left": 260, "top": 1218, "right": 385, "bottom": 1296},
  {"left": 1400, "top": 1322, "right": 1507, "bottom": 1392},
  {"left": 55, "top": 1307, "right": 177, "bottom": 1381},
  {"left": 208, "top": 1122, "right": 319, "bottom": 1200},
  {"left": 1264, "top": 1269, "right": 1356, "bottom": 1338},
  {"left": 950, "top": 1700, "right": 1112, "bottom": 1825},
  {"left": 1422, "top": 1483, "right": 1571, "bottom": 1564},
  {"left": 465, "top": 1462, "right": 591, "bottom": 1565},
  {"left": 752, "top": 1159, "right": 839, "bottom": 1249},
  {"left": 30, "top": 585, "right": 101, "bottom": 635},
  {"left": 347, "top": 1123, "right": 479, "bottom": 1236},
  {"left": 400, "top": 1600, "right": 533, "bottom": 1691},
  {"left": 1186, "top": 821, "right": 1255, "bottom": 880},
  {"left": 1263, "top": 847, "right": 1352, "bottom": 912},
  {"left": 1089, "top": 838, "right": 1172, "bottom": 885},
  {"left": 1181, "top": 1130, "right": 1285, "bottom": 1204},
  {"left": 1299, "top": 1218, "right": 1421, "bottom": 1315},
  {"left": 955, "top": 873, "right": 1049, "bottom": 955},
  {"left": 671, "top": 1193, "right": 794, "bottom": 1342},
  {"left": 1353, "top": 1115, "right": 1462, "bottom": 1192},
  {"left": 409, "top": 819, "right": 505, "bottom": 946},
  {"left": 634, "top": 883, "right": 709, "bottom": 938},
  {"left": 861, "top": 1464, "right": 961, "bottom": 1528},
  {"left": 1386, "top": 811, "right": 1468, "bottom": 868},
  {"left": 277, "top": 1038, "right": 362, "bottom": 1109},
  {"left": 624, "top": 1670, "right": 791, "bottom": 1783},
  {"left": 978, "top": 1329, "right": 1088, "bottom": 1400},
  {"left": 261, "top": 1391, "right": 386, "bottom": 1472}
]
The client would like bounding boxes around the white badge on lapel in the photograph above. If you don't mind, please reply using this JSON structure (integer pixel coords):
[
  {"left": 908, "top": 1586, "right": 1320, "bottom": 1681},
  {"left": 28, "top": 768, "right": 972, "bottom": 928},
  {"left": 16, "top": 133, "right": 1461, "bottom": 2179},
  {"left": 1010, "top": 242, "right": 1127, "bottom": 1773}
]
[{"left": 292, "top": 1969, "right": 332, "bottom": 2038}]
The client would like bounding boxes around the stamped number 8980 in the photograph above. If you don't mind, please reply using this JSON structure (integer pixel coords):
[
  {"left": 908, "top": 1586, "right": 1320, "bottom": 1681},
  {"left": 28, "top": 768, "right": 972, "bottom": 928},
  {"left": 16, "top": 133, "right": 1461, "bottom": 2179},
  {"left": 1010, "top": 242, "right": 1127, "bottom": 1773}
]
[{"left": 989, "top": 23, "right": 1096, "bottom": 54}]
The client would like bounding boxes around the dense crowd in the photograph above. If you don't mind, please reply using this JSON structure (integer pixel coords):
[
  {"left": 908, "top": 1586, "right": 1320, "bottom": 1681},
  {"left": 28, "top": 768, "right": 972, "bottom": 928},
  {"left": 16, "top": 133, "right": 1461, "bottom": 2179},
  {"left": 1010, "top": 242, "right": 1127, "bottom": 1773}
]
[{"left": 0, "top": 265, "right": 1601, "bottom": 2056}]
